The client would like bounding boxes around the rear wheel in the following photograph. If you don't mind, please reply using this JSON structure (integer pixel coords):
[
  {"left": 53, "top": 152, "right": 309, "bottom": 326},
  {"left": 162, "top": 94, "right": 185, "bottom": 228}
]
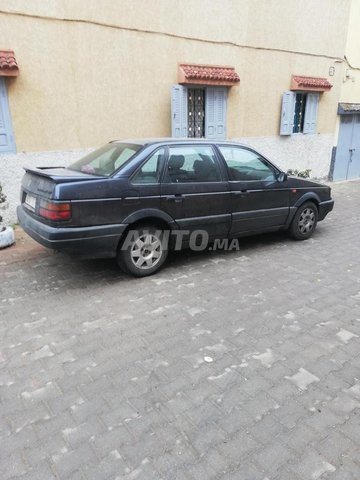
[
  {"left": 289, "top": 201, "right": 318, "bottom": 240},
  {"left": 117, "top": 224, "right": 168, "bottom": 277}
]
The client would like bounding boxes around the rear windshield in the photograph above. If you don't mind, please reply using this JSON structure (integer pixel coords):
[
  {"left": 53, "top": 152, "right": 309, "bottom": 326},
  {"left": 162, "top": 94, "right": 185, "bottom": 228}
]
[{"left": 67, "top": 143, "right": 142, "bottom": 176}]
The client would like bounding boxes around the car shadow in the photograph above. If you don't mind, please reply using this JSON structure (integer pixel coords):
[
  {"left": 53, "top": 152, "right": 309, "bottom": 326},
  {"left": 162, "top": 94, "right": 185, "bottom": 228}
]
[
  {"left": 166, "top": 230, "right": 289, "bottom": 268},
  {"left": 39, "top": 231, "right": 284, "bottom": 285},
  {"left": 40, "top": 226, "right": 328, "bottom": 289}
]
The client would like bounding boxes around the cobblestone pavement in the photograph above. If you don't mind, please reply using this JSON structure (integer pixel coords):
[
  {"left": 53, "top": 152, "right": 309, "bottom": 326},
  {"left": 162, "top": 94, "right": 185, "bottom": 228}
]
[{"left": 1, "top": 180, "right": 360, "bottom": 480}]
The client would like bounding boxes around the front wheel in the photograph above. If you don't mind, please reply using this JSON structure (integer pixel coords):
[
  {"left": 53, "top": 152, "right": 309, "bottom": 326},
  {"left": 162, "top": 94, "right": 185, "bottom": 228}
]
[
  {"left": 289, "top": 202, "right": 318, "bottom": 240},
  {"left": 117, "top": 224, "right": 168, "bottom": 277}
]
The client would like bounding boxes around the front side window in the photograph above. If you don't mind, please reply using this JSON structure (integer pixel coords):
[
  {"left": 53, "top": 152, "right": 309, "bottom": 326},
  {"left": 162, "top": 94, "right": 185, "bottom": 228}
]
[
  {"left": 219, "top": 146, "right": 276, "bottom": 181},
  {"left": 67, "top": 143, "right": 142, "bottom": 176},
  {"left": 131, "top": 148, "right": 165, "bottom": 184},
  {"left": 166, "top": 146, "right": 221, "bottom": 183}
]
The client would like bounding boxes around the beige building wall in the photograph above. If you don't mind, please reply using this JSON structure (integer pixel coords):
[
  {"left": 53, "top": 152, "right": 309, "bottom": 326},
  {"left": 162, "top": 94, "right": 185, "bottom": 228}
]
[
  {"left": 0, "top": 0, "right": 352, "bottom": 222},
  {"left": 332, "top": 0, "right": 360, "bottom": 179},
  {"left": 0, "top": 0, "right": 350, "bottom": 151},
  {"left": 340, "top": 0, "right": 360, "bottom": 103}
]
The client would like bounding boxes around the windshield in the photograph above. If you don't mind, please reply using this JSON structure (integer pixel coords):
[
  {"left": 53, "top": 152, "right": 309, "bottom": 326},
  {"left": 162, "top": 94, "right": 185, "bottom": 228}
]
[{"left": 67, "top": 143, "right": 142, "bottom": 176}]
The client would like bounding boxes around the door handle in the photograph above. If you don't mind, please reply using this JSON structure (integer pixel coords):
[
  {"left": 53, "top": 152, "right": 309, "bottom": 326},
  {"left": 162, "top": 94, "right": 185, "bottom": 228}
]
[{"left": 165, "top": 194, "right": 184, "bottom": 203}]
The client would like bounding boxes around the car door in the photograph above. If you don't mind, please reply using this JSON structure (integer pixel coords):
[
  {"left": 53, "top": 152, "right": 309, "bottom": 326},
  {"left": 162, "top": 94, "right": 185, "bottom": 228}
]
[
  {"left": 160, "top": 144, "right": 231, "bottom": 239},
  {"left": 217, "top": 145, "right": 290, "bottom": 235},
  {"left": 122, "top": 147, "right": 166, "bottom": 218}
]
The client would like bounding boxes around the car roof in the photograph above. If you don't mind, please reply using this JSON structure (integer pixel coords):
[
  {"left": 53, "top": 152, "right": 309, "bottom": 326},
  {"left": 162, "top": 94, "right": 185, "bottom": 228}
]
[{"left": 111, "top": 138, "right": 249, "bottom": 147}]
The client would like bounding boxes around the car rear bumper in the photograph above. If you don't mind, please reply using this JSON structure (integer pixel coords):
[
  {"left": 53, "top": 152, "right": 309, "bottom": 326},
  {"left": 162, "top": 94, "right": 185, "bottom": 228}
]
[
  {"left": 17, "top": 205, "right": 127, "bottom": 258},
  {"left": 318, "top": 199, "right": 334, "bottom": 221}
]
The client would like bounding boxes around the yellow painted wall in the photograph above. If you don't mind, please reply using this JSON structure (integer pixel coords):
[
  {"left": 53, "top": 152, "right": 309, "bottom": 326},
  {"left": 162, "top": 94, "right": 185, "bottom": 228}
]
[
  {"left": 0, "top": 0, "right": 351, "bottom": 152},
  {"left": 340, "top": 0, "right": 360, "bottom": 103}
]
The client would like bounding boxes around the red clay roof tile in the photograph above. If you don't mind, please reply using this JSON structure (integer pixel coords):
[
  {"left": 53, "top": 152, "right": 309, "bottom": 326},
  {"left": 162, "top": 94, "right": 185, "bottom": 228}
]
[
  {"left": 0, "top": 50, "right": 19, "bottom": 76},
  {"left": 179, "top": 64, "right": 240, "bottom": 86},
  {"left": 291, "top": 75, "right": 332, "bottom": 92}
]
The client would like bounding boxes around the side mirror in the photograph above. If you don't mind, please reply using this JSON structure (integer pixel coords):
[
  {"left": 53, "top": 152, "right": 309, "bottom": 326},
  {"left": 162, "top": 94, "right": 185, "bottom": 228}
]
[{"left": 277, "top": 172, "right": 288, "bottom": 182}]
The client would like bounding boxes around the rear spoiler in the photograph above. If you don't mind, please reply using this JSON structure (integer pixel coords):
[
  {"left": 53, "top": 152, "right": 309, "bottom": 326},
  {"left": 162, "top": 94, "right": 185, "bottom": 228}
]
[
  {"left": 23, "top": 166, "right": 65, "bottom": 178},
  {"left": 23, "top": 165, "right": 104, "bottom": 181}
]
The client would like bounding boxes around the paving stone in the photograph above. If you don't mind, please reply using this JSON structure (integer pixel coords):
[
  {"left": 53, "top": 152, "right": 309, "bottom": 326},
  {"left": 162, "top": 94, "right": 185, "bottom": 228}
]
[
  {"left": 61, "top": 418, "right": 106, "bottom": 449},
  {"left": 314, "top": 430, "right": 354, "bottom": 463},
  {"left": 5, "top": 403, "right": 51, "bottom": 433},
  {"left": 248, "top": 414, "right": 287, "bottom": 444},
  {"left": 339, "top": 412, "right": 360, "bottom": 444},
  {"left": 1, "top": 180, "right": 360, "bottom": 479},
  {"left": 52, "top": 443, "right": 96, "bottom": 478},
  {"left": 24, "top": 432, "right": 68, "bottom": 467},
  {"left": 91, "top": 425, "right": 135, "bottom": 458},
  {"left": 1, "top": 452, "right": 27, "bottom": 479},
  {"left": 277, "top": 423, "right": 318, "bottom": 451},
  {"left": 81, "top": 449, "right": 128, "bottom": 480},
  {"left": 218, "top": 431, "right": 259, "bottom": 463},
  {"left": 289, "top": 449, "right": 336, "bottom": 479},
  {"left": 16, "top": 462, "right": 58, "bottom": 480},
  {"left": 220, "top": 462, "right": 265, "bottom": 479},
  {"left": 32, "top": 411, "right": 75, "bottom": 439},
  {"left": 255, "top": 441, "right": 294, "bottom": 476}
]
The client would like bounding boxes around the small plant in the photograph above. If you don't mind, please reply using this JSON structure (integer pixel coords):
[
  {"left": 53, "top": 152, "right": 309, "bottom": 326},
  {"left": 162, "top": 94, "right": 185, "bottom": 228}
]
[
  {"left": 0, "top": 183, "right": 6, "bottom": 230},
  {"left": 0, "top": 184, "right": 15, "bottom": 248},
  {"left": 287, "top": 168, "right": 311, "bottom": 179}
]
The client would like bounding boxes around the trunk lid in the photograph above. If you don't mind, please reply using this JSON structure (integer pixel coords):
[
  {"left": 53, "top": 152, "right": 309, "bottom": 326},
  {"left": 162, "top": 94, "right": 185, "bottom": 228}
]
[
  {"left": 21, "top": 166, "right": 104, "bottom": 199},
  {"left": 20, "top": 167, "right": 105, "bottom": 220}
]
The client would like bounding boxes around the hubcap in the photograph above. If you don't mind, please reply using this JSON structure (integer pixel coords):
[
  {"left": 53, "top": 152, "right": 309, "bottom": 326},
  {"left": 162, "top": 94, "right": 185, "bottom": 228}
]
[
  {"left": 298, "top": 208, "right": 315, "bottom": 234},
  {"left": 130, "top": 233, "right": 162, "bottom": 270}
]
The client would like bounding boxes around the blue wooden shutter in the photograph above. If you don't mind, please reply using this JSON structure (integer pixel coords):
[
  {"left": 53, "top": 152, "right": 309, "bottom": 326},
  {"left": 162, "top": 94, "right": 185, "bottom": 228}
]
[
  {"left": 205, "top": 87, "right": 227, "bottom": 139},
  {"left": 303, "top": 93, "right": 319, "bottom": 134},
  {"left": 171, "top": 85, "right": 188, "bottom": 138},
  {"left": 280, "top": 91, "right": 296, "bottom": 135},
  {"left": 0, "top": 78, "right": 16, "bottom": 153},
  {"left": 205, "top": 87, "right": 216, "bottom": 138},
  {"left": 215, "top": 87, "right": 227, "bottom": 139}
]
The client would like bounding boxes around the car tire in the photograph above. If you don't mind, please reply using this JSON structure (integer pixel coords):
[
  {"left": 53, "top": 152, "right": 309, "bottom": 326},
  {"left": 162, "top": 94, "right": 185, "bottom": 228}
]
[
  {"left": 117, "top": 224, "right": 169, "bottom": 277},
  {"left": 289, "top": 201, "right": 318, "bottom": 240}
]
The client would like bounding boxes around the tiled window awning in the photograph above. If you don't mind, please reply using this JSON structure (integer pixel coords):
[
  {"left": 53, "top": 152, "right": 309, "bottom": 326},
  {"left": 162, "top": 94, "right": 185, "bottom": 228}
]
[
  {"left": 0, "top": 50, "right": 19, "bottom": 76},
  {"left": 338, "top": 103, "right": 360, "bottom": 115},
  {"left": 291, "top": 75, "right": 332, "bottom": 92},
  {"left": 179, "top": 64, "right": 240, "bottom": 86}
]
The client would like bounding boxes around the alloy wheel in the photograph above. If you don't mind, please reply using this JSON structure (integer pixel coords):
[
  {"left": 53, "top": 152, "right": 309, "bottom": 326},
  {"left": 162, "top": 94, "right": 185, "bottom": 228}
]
[
  {"left": 298, "top": 208, "right": 316, "bottom": 234},
  {"left": 130, "top": 233, "right": 163, "bottom": 270}
]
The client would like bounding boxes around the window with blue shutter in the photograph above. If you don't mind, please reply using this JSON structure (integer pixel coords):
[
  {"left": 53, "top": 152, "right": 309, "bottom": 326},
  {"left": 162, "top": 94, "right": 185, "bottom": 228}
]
[
  {"left": 171, "top": 85, "right": 188, "bottom": 138},
  {"left": 280, "top": 90, "right": 320, "bottom": 136},
  {"left": 303, "top": 93, "right": 319, "bottom": 134},
  {"left": 0, "top": 78, "right": 16, "bottom": 153},
  {"left": 171, "top": 85, "right": 227, "bottom": 139}
]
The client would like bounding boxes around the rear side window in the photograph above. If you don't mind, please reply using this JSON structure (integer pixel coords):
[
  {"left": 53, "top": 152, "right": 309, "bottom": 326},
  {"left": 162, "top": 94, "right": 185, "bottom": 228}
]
[
  {"left": 67, "top": 143, "right": 142, "bottom": 176},
  {"left": 219, "top": 146, "right": 276, "bottom": 181},
  {"left": 166, "top": 146, "right": 221, "bottom": 183}
]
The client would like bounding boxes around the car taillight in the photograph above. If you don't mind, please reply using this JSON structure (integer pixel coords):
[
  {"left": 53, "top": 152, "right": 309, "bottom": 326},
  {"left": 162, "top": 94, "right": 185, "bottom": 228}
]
[{"left": 39, "top": 200, "right": 71, "bottom": 221}]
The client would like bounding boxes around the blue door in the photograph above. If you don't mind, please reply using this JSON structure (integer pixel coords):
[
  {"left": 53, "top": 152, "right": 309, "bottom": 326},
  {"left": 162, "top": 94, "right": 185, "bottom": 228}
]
[
  {"left": 0, "top": 78, "right": 16, "bottom": 153},
  {"left": 348, "top": 115, "right": 360, "bottom": 180},
  {"left": 333, "top": 114, "right": 360, "bottom": 180}
]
